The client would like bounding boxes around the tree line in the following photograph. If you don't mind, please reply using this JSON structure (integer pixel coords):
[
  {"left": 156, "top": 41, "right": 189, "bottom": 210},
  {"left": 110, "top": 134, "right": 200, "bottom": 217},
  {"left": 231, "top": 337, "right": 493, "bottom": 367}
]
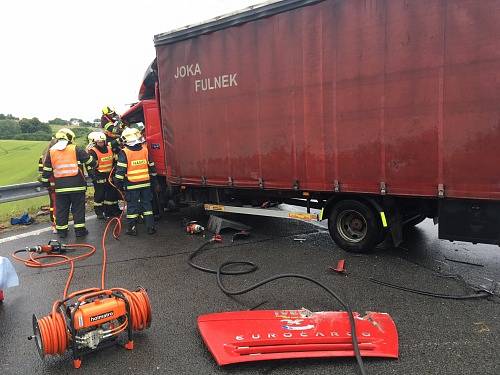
[{"left": 0, "top": 114, "right": 98, "bottom": 141}]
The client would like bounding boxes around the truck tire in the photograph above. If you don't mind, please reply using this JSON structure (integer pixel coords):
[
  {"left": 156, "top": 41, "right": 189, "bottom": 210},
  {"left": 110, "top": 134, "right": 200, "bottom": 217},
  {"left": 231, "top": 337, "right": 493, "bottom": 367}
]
[{"left": 328, "top": 199, "right": 382, "bottom": 253}]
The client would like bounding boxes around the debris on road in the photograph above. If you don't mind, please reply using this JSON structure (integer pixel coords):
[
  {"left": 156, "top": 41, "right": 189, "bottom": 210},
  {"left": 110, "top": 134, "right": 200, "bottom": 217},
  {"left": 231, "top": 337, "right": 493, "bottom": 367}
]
[
  {"left": 10, "top": 213, "right": 34, "bottom": 225},
  {"left": 186, "top": 221, "right": 204, "bottom": 234},
  {"left": 369, "top": 277, "right": 492, "bottom": 300},
  {"left": 473, "top": 322, "right": 490, "bottom": 333},
  {"left": 198, "top": 309, "right": 399, "bottom": 366},
  {"left": 35, "top": 205, "right": 51, "bottom": 217},
  {"left": 207, "top": 215, "right": 251, "bottom": 235},
  {"left": 444, "top": 257, "right": 484, "bottom": 267},
  {"left": 231, "top": 230, "right": 250, "bottom": 242},
  {"left": 329, "top": 259, "right": 347, "bottom": 274}
]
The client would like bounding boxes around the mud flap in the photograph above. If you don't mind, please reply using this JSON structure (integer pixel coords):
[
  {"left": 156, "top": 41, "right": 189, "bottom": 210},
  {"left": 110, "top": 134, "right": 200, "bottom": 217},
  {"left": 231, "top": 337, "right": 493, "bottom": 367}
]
[{"left": 380, "top": 198, "right": 402, "bottom": 248}]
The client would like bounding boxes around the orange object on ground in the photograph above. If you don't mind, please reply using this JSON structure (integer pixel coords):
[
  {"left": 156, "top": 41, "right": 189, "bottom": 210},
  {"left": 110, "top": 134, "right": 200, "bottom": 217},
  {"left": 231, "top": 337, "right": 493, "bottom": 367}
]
[
  {"left": 330, "top": 259, "right": 346, "bottom": 274},
  {"left": 11, "top": 215, "right": 151, "bottom": 369}
]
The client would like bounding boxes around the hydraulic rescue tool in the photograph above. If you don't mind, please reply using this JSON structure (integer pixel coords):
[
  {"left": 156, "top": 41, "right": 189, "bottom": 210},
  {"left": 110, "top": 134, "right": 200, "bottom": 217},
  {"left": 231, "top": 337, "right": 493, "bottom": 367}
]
[
  {"left": 12, "top": 218, "right": 152, "bottom": 369},
  {"left": 186, "top": 221, "right": 204, "bottom": 234}
]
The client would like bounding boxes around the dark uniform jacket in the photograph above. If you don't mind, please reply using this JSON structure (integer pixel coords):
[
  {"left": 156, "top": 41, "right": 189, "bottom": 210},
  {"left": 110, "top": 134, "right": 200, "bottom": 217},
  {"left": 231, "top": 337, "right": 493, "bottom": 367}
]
[
  {"left": 113, "top": 144, "right": 157, "bottom": 190},
  {"left": 41, "top": 144, "right": 96, "bottom": 194},
  {"left": 101, "top": 113, "right": 124, "bottom": 143},
  {"left": 87, "top": 142, "right": 120, "bottom": 183}
]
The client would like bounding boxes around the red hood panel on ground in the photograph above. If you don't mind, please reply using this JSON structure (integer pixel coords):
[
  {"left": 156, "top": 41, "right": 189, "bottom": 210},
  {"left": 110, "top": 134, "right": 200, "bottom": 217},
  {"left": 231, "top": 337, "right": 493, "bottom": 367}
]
[{"left": 198, "top": 309, "right": 398, "bottom": 365}]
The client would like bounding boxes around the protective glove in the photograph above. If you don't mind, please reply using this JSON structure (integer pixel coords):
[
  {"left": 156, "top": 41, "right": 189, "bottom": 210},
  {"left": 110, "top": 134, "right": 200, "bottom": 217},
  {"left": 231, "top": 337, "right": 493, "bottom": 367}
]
[{"left": 113, "top": 120, "right": 124, "bottom": 134}]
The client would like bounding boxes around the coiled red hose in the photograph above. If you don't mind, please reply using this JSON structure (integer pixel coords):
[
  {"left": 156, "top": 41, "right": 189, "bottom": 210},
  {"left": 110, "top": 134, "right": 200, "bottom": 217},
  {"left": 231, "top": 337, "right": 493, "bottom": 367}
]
[{"left": 12, "top": 193, "right": 151, "bottom": 357}]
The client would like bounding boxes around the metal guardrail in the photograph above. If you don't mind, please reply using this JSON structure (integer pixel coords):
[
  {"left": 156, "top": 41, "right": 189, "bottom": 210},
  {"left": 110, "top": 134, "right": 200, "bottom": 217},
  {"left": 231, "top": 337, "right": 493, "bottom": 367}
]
[
  {"left": 0, "top": 180, "right": 94, "bottom": 204},
  {"left": 0, "top": 182, "right": 47, "bottom": 204}
]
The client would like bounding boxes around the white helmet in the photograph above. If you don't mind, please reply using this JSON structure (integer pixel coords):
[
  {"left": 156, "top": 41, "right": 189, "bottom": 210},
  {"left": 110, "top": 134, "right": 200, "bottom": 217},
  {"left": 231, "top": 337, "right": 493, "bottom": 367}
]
[
  {"left": 121, "top": 127, "right": 141, "bottom": 144},
  {"left": 87, "top": 131, "right": 106, "bottom": 143}
]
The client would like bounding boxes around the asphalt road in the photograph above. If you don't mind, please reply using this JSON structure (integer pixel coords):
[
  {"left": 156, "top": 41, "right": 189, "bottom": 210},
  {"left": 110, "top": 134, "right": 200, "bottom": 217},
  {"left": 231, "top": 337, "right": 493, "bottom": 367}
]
[{"left": 0, "top": 211, "right": 498, "bottom": 375}]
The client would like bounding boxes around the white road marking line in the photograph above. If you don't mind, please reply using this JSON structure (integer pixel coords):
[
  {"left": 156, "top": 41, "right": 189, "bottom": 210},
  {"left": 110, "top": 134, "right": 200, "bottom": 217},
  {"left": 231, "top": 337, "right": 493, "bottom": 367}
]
[{"left": 0, "top": 215, "right": 97, "bottom": 244}]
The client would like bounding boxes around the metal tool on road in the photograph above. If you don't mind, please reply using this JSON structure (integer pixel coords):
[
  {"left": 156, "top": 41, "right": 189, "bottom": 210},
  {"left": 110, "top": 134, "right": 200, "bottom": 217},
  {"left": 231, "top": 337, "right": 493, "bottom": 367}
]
[{"left": 186, "top": 221, "right": 204, "bottom": 234}]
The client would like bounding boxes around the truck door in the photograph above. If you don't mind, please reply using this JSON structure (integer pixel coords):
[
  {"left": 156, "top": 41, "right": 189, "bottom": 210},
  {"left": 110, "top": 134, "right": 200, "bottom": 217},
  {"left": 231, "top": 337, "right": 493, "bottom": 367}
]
[{"left": 143, "top": 99, "right": 166, "bottom": 176}]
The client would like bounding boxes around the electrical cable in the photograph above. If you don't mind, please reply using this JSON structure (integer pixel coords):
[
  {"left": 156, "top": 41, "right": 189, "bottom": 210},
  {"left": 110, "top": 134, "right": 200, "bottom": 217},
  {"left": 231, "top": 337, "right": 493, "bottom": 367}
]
[
  {"left": 188, "top": 238, "right": 367, "bottom": 375},
  {"left": 369, "top": 277, "right": 492, "bottom": 300},
  {"left": 188, "top": 239, "right": 257, "bottom": 275}
]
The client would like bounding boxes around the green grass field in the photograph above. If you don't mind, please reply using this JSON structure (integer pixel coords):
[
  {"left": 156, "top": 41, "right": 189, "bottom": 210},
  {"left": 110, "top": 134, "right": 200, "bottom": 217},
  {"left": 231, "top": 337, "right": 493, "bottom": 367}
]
[
  {"left": 0, "top": 140, "right": 49, "bottom": 223},
  {"left": 0, "top": 139, "right": 47, "bottom": 185},
  {"left": 0, "top": 139, "right": 96, "bottom": 226},
  {"left": 0, "top": 196, "right": 50, "bottom": 223}
]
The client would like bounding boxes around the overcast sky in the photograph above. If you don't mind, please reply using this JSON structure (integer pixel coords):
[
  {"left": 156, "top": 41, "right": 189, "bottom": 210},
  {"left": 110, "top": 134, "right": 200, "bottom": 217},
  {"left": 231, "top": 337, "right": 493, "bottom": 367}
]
[{"left": 0, "top": 0, "right": 260, "bottom": 122}]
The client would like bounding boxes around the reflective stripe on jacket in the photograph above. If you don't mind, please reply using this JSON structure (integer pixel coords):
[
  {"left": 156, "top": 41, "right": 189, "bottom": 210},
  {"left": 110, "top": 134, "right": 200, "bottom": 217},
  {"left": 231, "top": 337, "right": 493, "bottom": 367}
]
[
  {"left": 123, "top": 147, "right": 150, "bottom": 183},
  {"left": 91, "top": 146, "right": 114, "bottom": 173},
  {"left": 50, "top": 145, "right": 79, "bottom": 178}
]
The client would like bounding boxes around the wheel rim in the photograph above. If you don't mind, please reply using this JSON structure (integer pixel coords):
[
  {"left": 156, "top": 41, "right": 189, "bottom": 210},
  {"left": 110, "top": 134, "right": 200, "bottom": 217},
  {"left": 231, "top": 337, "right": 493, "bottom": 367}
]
[{"left": 336, "top": 210, "right": 367, "bottom": 243}]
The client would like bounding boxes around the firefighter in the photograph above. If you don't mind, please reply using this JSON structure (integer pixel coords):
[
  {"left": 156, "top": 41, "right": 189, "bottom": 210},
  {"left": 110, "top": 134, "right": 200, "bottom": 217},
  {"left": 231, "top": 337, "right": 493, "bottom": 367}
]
[
  {"left": 133, "top": 123, "right": 162, "bottom": 220},
  {"left": 101, "top": 106, "right": 124, "bottom": 143},
  {"left": 113, "top": 127, "right": 157, "bottom": 236},
  {"left": 41, "top": 128, "right": 96, "bottom": 238},
  {"left": 86, "top": 132, "right": 121, "bottom": 220},
  {"left": 38, "top": 138, "right": 58, "bottom": 233}
]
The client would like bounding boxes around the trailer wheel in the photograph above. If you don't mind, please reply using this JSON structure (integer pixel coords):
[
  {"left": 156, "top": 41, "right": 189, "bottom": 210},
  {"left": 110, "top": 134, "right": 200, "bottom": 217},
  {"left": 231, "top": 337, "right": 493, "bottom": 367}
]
[{"left": 328, "top": 200, "right": 382, "bottom": 253}]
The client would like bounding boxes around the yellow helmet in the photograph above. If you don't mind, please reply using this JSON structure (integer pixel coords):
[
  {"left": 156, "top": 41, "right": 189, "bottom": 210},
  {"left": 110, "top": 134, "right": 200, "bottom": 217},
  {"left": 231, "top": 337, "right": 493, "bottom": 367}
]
[
  {"left": 102, "top": 106, "right": 115, "bottom": 115},
  {"left": 55, "top": 128, "right": 76, "bottom": 142},
  {"left": 121, "top": 127, "right": 141, "bottom": 143}
]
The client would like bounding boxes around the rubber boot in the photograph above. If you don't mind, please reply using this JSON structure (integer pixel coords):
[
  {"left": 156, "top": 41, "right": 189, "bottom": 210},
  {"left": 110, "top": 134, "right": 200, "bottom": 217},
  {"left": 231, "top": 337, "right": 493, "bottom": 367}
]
[
  {"left": 112, "top": 204, "right": 122, "bottom": 217},
  {"left": 95, "top": 207, "right": 106, "bottom": 220},
  {"left": 126, "top": 223, "right": 138, "bottom": 236},
  {"left": 58, "top": 230, "right": 68, "bottom": 239},
  {"left": 147, "top": 226, "right": 156, "bottom": 235},
  {"left": 108, "top": 206, "right": 122, "bottom": 218},
  {"left": 75, "top": 228, "right": 89, "bottom": 237}
]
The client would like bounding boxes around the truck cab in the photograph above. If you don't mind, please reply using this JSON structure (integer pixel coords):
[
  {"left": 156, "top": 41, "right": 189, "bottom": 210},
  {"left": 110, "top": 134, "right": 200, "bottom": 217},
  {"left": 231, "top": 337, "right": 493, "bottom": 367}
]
[{"left": 121, "top": 60, "right": 166, "bottom": 176}]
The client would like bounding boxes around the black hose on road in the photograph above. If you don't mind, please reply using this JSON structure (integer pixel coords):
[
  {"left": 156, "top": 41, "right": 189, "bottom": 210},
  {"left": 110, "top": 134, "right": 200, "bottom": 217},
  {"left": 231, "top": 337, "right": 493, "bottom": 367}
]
[{"left": 188, "top": 238, "right": 367, "bottom": 375}]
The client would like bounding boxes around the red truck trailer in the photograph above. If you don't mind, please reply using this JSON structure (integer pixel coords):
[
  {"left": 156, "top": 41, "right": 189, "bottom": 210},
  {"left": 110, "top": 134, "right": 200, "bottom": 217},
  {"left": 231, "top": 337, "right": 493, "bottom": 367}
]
[{"left": 122, "top": 0, "right": 500, "bottom": 252}]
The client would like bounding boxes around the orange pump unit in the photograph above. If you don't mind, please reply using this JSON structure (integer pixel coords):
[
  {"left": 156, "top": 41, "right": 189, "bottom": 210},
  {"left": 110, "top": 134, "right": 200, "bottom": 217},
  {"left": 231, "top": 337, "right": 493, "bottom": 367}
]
[
  {"left": 13, "top": 219, "right": 152, "bottom": 369},
  {"left": 73, "top": 293, "right": 126, "bottom": 330},
  {"left": 32, "top": 287, "right": 151, "bottom": 368}
]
